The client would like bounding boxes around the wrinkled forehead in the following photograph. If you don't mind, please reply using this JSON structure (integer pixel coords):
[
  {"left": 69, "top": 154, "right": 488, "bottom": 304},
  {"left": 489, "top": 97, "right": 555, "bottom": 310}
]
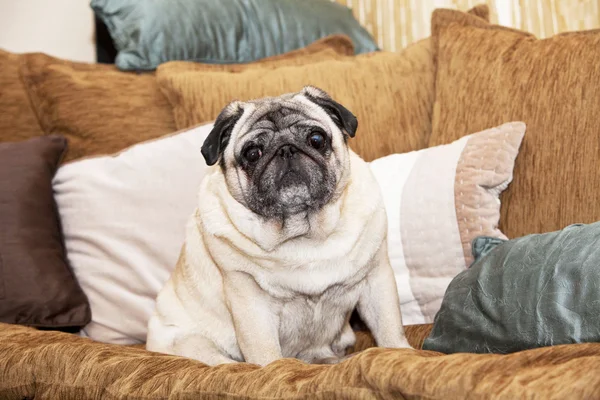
[{"left": 233, "top": 95, "right": 332, "bottom": 142}]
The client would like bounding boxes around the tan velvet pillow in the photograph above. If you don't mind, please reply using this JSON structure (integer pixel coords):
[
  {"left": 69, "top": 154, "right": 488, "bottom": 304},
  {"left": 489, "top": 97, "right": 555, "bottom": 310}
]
[
  {"left": 19, "top": 36, "right": 353, "bottom": 163},
  {"left": 158, "top": 52, "right": 429, "bottom": 161},
  {"left": 20, "top": 53, "right": 176, "bottom": 163},
  {"left": 0, "top": 50, "right": 44, "bottom": 142},
  {"left": 429, "top": 9, "right": 600, "bottom": 239},
  {"left": 157, "top": 7, "right": 489, "bottom": 162}
]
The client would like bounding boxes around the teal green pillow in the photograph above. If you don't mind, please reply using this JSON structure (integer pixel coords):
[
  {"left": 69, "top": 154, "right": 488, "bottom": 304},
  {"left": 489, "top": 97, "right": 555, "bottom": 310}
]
[
  {"left": 423, "top": 222, "right": 600, "bottom": 354},
  {"left": 91, "top": 0, "right": 379, "bottom": 71}
]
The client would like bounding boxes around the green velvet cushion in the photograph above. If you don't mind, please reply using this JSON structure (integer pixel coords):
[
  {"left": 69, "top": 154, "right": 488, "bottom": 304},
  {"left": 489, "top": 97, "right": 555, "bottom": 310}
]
[
  {"left": 423, "top": 222, "right": 600, "bottom": 354},
  {"left": 91, "top": 0, "right": 378, "bottom": 71}
]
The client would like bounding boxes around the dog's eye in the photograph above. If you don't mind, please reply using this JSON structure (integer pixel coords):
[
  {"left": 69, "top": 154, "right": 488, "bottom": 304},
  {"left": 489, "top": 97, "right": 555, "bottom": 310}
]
[
  {"left": 308, "top": 132, "right": 325, "bottom": 150},
  {"left": 244, "top": 146, "right": 262, "bottom": 163}
]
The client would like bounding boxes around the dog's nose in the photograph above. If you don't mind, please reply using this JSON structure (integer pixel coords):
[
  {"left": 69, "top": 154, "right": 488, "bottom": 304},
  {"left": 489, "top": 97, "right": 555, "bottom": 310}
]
[{"left": 278, "top": 144, "right": 297, "bottom": 159}]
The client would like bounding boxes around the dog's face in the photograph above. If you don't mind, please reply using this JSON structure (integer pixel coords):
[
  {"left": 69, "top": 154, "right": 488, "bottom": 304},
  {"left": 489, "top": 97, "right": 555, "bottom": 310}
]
[{"left": 201, "top": 86, "right": 358, "bottom": 219}]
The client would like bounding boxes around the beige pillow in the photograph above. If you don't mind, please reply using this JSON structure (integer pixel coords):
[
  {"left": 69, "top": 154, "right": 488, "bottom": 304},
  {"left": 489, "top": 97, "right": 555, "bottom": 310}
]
[
  {"left": 370, "top": 121, "right": 525, "bottom": 323},
  {"left": 53, "top": 123, "right": 214, "bottom": 344},
  {"left": 54, "top": 119, "right": 523, "bottom": 345}
]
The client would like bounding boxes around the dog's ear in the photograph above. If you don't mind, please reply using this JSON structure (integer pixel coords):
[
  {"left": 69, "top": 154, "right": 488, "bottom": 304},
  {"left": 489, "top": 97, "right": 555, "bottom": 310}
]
[
  {"left": 201, "top": 102, "right": 244, "bottom": 166},
  {"left": 302, "top": 86, "right": 358, "bottom": 138}
]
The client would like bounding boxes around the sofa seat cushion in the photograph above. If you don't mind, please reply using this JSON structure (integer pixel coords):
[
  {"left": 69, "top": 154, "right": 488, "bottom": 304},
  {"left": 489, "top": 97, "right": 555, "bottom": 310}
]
[{"left": 2, "top": 322, "right": 600, "bottom": 399}]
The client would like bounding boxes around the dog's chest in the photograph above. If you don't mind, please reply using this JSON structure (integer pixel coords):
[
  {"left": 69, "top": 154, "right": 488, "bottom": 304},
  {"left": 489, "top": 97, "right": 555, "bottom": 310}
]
[
  {"left": 276, "top": 282, "right": 361, "bottom": 358},
  {"left": 257, "top": 252, "right": 372, "bottom": 298}
]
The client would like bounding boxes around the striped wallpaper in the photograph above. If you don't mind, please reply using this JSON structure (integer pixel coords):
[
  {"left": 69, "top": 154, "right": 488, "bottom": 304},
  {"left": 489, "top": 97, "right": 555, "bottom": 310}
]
[{"left": 334, "top": 0, "right": 600, "bottom": 51}]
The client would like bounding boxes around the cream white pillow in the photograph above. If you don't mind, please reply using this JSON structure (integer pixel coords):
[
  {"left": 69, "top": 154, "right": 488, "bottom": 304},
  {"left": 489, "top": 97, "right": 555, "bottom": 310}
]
[
  {"left": 53, "top": 123, "right": 213, "bottom": 344},
  {"left": 369, "top": 121, "right": 525, "bottom": 325},
  {"left": 55, "top": 121, "right": 524, "bottom": 345}
]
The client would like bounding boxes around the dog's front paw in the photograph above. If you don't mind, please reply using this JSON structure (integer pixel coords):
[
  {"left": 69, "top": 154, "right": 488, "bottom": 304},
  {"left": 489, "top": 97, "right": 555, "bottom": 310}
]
[
  {"left": 312, "top": 352, "right": 358, "bottom": 365},
  {"left": 390, "top": 338, "right": 413, "bottom": 349},
  {"left": 377, "top": 334, "right": 415, "bottom": 350},
  {"left": 312, "top": 356, "right": 341, "bottom": 365}
]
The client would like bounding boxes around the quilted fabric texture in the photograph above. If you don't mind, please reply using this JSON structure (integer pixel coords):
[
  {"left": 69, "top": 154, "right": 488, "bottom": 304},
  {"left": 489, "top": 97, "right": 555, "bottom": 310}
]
[
  {"left": 91, "top": 0, "right": 376, "bottom": 71},
  {"left": 424, "top": 222, "right": 600, "bottom": 355},
  {"left": 429, "top": 9, "right": 600, "bottom": 239},
  {"left": 0, "top": 50, "right": 43, "bottom": 142},
  {"left": 369, "top": 122, "right": 525, "bottom": 324},
  {"left": 157, "top": 6, "right": 490, "bottom": 162},
  {"left": 0, "top": 136, "right": 90, "bottom": 329},
  {"left": 53, "top": 124, "right": 213, "bottom": 344},
  {"left": 3, "top": 322, "right": 600, "bottom": 399},
  {"left": 19, "top": 37, "right": 352, "bottom": 163}
]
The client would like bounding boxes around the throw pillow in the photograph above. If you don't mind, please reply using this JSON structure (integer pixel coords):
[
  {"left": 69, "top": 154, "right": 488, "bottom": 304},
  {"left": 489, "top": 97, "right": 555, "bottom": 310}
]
[
  {"left": 20, "top": 53, "right": 177, "bottom": 163},
  {"left": 53, "top": 124, "right": 213, "bottom": 344},
  {"left": 159, "top": 52, "right": 432, "bottom": 162},
  {"left": 0, "top": 49, "right": 44, "bottom": 142},
  {"left": 0, "top": 135, "right": 90, "bottom": 330},
  {"left": 369, "top": 121, "right": 525, "bottom": 324},
  {"left": 20, "top": 38, "right": 353, "bottom": 163},
  {"left": 423, "top": 222, "right": 600, "bottom": 354},
  {"left": 54, "top": 119, "right": 522, "bottom": 343},
  {"left": 429, "top": 9, "right": 600, "bottom": 239},
  {"left": 156, "top": 6, "right": 490, "bottom": 162},
  {"left": 91, "top": 0, "right": 377, "bottom": 71}
]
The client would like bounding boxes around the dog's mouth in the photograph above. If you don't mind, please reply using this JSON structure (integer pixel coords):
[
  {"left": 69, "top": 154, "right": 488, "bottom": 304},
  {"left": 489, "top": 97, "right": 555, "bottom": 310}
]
[{"left": 278, "top": 170, "right": 301, "bottom": 186}]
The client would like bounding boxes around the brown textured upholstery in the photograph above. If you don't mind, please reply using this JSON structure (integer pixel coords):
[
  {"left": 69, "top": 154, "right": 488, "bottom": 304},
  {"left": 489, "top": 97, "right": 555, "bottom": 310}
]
[
  {"left": 157, "top": 51, "right": 433, "bottom": 162},
  {"left": 429, "top": 9, "right": 600, "bottom": 238},
  {"left": 3, "top": 322, "right": 600, "bottom": 399},
  {"left": 20, "top": 53, "right": 177, "bottom": 163},
  {"left": 0, "top": 49, "right": 44, "bottom": 142},
  {"left": 18, "top": 36, "right": 354, "bottom": 163},
  {"left": 156, "top": 7, "right": 489, "bottom": 162}
]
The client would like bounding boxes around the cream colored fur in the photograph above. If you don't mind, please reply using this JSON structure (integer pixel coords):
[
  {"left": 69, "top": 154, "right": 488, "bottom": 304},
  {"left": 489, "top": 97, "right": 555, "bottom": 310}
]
[{"left": 146, "top": 91, "right": 411, "bottom": 366}]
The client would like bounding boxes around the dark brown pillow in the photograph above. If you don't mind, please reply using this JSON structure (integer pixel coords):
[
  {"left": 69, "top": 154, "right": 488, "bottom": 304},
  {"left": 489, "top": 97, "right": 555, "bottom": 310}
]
[{"left": 0, "top": 135, "right": 90, "bottom": 330}]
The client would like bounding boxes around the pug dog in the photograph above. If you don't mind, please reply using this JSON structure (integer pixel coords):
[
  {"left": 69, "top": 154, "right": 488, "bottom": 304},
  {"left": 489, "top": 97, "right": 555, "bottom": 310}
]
[{"left": 146, "top": 86, "right": 411, "bottom": 366}]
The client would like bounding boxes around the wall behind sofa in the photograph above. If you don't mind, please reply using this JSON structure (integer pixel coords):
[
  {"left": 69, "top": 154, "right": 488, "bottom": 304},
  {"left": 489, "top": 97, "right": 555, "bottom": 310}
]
[
  {"left": 0, "top": 0, "right": 95, "bottom": 62},
  {"left": 1, "top": 0, "right": 597, "bottom": 63},
  {"left": 335, "top": 0, "right": 600, "bottom": 51}
]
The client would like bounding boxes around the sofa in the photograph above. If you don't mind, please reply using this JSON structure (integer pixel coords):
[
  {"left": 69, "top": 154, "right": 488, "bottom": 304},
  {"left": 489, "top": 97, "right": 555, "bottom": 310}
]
[{"left": 3, "top": 3, "right": 600, "bottom": 399}]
